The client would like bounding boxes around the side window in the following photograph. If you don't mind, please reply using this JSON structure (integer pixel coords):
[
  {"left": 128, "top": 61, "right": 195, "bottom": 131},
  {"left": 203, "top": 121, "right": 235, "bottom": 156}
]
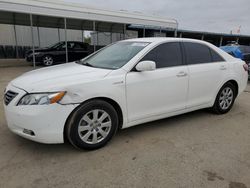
[
  {"left": 184, "top": 42, "right": 212, "bottom": 64},
  {"left": 141, "top": 42, "right": 182, "bottom": 68},
  {"left": 210, "top": 48, "right": 225, "bottom": 62},
  {"left": 73, "top": 43, "right": 82, "bottom": 49},
  {"left": 68, "top": 42, "right": 75, "bottom": 49},
  {"left": 81, "top": 43, "right": 89, "bottom": 51}
]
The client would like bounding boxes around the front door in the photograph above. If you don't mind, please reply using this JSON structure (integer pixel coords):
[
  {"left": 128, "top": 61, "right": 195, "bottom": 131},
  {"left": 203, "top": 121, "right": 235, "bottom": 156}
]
[{"left": 126, "top": 42, "right": 188, "bottom": 123}]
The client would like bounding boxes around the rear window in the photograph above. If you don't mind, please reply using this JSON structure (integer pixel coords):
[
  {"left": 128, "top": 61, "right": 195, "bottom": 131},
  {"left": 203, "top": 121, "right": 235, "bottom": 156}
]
[
  {"left": 239, "top": 46, "right": 250, "bottom": 54},
  {"left": 184, "top": 42, "right": 212, "bottom": 64},
  {"left": 184, "top": 42, "right": 225, "bottom": 64}
]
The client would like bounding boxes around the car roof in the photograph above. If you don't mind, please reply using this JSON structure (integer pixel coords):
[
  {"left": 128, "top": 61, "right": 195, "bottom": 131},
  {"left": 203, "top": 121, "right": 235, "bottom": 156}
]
[
  {"left": 122, "top": 37, "right": 236, "bottom": 62},
  {"left": 123, "top": 37, "right": 211, "bottom": 45},
  {"left": 67, "top": 41, "right": 84, "bottom": 43}
]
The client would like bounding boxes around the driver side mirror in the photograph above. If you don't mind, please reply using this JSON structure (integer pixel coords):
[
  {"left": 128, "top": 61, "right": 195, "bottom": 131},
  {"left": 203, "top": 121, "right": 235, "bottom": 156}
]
[{"left": 135, "top": 61, "right": 156, "bottom": 72}]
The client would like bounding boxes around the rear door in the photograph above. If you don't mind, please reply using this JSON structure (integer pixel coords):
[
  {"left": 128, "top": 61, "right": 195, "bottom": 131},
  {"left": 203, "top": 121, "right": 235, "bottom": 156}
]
[{"left": 183, "top": 42, "right": 228, "bottom": 108}]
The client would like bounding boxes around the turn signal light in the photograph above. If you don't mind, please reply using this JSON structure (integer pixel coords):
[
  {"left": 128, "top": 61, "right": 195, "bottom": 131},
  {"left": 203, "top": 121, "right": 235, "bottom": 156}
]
[{"left": 50, "top": 91, "right": 66, "bottom": 104}]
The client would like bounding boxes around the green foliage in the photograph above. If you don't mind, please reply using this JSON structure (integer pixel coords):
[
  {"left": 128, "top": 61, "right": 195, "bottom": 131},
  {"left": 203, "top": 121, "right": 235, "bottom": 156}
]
[{"left": 84, "top": 36, "right": 91, "bottom": 44}]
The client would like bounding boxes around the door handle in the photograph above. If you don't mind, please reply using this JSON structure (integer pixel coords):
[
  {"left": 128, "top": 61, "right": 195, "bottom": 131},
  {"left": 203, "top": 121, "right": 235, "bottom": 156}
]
[
  {"left": 176, "top": 71, "right": 188, "bottom": 77},
  {"left": 220, "top": 65, "right": 227, "bottom": 70}
]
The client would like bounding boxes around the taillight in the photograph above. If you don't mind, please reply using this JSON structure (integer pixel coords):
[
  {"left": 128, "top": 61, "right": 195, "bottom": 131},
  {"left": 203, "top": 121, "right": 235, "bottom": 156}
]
[{"left": 243, "top": 63, "right": 248, "bottom": 71}]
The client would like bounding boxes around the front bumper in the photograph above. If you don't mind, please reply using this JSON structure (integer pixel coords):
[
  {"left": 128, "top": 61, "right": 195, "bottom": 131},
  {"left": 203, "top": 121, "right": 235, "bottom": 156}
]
[
  {"left": 25, "top": 55, "right": 42, "bottom": 63},
  {"left": 4, "top": 84, "right": 78, "bottom": 144},
  {"left": 25, "top": 55, "right": 32, "bottom": 62}
]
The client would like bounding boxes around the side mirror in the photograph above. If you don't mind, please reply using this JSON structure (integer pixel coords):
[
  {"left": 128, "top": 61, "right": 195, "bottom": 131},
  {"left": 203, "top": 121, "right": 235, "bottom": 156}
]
[{"left": 135, "top": 61, "right": 156, "bottom": 72}]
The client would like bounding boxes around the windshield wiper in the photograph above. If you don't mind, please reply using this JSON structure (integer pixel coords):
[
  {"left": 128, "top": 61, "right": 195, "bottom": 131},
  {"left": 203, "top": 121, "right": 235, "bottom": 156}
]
[
  {"left": 82, "top": 62, "right": 93, "bottom": 67},
  {"left": 76, "top": 60, "right": 93, "bottom": 67}
]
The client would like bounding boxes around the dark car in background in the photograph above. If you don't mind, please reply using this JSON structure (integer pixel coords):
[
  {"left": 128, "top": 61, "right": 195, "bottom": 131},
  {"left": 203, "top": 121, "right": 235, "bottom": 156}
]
[
  {"left": 26, "top": 41, "right": 90, "bottom": 66},
  {"left": 220, "top": 45, "right": 250, "bottom": 78}
]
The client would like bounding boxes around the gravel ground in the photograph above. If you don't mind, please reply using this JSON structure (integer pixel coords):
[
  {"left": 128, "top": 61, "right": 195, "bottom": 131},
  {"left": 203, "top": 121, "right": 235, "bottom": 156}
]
[{"left": 0, "top": 65, "right": 250, "bottom": 188}]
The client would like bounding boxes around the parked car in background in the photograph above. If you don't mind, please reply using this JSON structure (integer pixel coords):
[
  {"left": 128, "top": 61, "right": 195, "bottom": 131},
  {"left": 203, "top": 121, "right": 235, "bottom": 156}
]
[
  {"left": 220, "top": 45, "right": 250, "bottom": 78},
  {"left": 26, "top": 41, "right": 90, "bottom": 66},
  {"left": 4, "top": 38, "right": 248, "bottom": 150}
]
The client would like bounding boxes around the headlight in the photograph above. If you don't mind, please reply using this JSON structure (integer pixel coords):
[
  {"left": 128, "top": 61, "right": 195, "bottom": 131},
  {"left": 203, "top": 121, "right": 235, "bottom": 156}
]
[{"left": 18, "top": 91, "right": 66, "bottom": 106}]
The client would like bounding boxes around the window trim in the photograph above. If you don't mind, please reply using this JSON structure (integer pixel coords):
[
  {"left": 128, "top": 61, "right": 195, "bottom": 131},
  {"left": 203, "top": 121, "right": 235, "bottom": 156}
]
[{"left": 130, "top": 41, "right": 185, "bottom": 72}]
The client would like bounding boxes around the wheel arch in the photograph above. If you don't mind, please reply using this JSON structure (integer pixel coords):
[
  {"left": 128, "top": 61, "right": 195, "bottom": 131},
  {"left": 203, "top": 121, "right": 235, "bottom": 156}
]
[
  {"left": 211, "top": 79, "right": 239, "bottom": 107},
  {"left": 63, "top": 97, "right": 124, "bottom": 142},
  {"left": 225, "top": 79, "right": 239, "bottom": 97},
  {"left": 42, "top": 53, "right": 54, "bottom": 58}
]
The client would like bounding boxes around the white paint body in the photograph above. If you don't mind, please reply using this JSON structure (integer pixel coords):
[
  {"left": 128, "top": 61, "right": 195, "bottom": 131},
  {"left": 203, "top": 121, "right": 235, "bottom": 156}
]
[{"left": 4, "top": 38, "right": 248, "bottom": 144}]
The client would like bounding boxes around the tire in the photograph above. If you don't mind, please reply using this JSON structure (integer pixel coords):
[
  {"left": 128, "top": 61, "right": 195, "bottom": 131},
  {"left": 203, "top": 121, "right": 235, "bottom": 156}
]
[
  {"left": 42, "top": 55, "right": 54, "bottom": 66},
  {"left": 212, "top": 82, "right": 236, "bottom": 114},
  {"left": 66, "top": 100, "right": 119, "bottom": 150}
]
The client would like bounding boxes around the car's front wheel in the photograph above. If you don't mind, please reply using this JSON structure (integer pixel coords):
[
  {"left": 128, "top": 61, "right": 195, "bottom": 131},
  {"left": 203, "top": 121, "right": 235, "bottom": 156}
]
[
  {"left": 66, "top": 100, "right": 119, "bottom": 150},
  {"left": 212, "top": 82, "right": 236, "bottom": 114},
  {"left": 42, "top": 55, "right": 54, "bottom": 66}
]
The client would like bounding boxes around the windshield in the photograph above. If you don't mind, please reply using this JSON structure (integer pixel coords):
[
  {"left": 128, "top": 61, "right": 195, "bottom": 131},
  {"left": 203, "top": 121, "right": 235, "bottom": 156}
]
[
  {"left": 79, "top": 41, "right": 149, "bottom": 69},
  {"left": 48, "top": 42, "right": 64, "bottom": 49}
]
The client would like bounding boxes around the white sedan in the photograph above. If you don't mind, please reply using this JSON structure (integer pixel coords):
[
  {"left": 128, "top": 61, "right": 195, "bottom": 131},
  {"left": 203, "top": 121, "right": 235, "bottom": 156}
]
[{"left": 4, "top": 38, "right": 248, "bottom": 150}]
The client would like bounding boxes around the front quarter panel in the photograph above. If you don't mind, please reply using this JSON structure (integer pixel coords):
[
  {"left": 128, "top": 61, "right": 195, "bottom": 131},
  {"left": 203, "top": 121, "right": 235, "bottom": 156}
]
[{"left": 59, "top": 69, "right": 128, "bottom": 127}]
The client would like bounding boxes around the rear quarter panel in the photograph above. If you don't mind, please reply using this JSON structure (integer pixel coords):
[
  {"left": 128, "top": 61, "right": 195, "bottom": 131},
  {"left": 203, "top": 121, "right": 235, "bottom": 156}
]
[{"left": 219, "top": 59, "right": 248, "bottom": 97}]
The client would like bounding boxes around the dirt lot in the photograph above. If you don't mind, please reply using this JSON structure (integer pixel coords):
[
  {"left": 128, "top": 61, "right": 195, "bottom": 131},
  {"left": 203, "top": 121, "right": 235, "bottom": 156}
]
[{"left": 0, "top": 65, "right": 250, "bottom": 188}]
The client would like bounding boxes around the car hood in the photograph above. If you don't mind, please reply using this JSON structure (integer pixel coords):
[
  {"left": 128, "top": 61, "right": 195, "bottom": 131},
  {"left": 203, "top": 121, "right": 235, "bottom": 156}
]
[
  {"left": 26, "top": 48, "right": 50, "bottom": 54},
  {"left": 35, "top": 48, "right": 51, "bottom": 52},
  {"left": 10, "top": 62, "right": 112, "bottom": 92}
]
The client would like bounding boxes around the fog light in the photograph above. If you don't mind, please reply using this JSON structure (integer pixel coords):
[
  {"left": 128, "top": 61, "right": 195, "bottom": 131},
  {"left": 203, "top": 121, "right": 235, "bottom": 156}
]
[{"left": 23, "top": 129, "right": 35, "bottom": 136}]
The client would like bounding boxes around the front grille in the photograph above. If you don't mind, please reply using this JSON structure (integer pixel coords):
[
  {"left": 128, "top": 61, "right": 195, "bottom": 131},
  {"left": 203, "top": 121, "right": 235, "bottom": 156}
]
[{"left": 4, "top": 90, "right": 18, "bottom": 105}]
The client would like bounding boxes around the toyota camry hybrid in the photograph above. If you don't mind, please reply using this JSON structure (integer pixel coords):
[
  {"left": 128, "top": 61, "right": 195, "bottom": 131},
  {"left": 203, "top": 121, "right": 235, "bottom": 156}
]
[{"left": 3, "top": 38, "right": 248, "bottom": 150}]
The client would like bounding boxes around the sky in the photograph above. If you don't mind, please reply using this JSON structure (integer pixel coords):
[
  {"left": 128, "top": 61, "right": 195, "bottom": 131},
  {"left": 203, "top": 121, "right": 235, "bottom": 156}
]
[{"left": 64, "top": 0, "right": 250, "bottom": 35}]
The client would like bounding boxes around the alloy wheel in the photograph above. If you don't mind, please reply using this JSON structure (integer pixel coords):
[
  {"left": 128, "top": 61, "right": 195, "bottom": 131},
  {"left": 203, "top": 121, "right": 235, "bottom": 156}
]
[
  {"left": 219, "top": 87, "right": 233, "bottom": 110},
  {"left": 43, "top": 56, "right": 53, "bottom": 66},
  {"left": 78, "top": 109, "right": 112, "bottom": 144}
]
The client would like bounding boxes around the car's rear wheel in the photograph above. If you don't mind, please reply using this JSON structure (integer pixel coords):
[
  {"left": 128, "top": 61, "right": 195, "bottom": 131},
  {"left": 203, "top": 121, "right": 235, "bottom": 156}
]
[
  {"left": 212, "top": 82, "right": 236, "bottom": 114},
  {"left": 66, "top": 100, "right": 118, "bottom": 150},
  {"left": 42, "top": 55, "right": 54, "bottom": 66}
]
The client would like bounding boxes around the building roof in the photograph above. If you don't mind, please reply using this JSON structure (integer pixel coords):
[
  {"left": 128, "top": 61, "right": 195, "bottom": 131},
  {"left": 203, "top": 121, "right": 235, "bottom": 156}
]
[
  {"left": 177, "top": 29, "right": 250, "bottom": 38},
  {"left": 0, "top": 0, "right": 177, "bottom": 29},
  {"left": 128, "top": 25, "right": 250, "bottom": 38}
]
